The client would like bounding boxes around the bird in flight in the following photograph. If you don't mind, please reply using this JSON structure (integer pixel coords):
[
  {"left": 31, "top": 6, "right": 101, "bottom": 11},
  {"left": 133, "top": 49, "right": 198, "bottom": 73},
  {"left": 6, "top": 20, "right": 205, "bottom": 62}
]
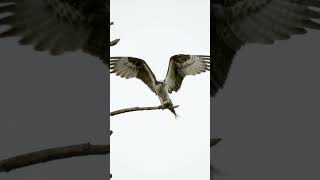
[
  {"left": 211, "top": 0, "right": 320, "bottom": 97},
  {"left": 0, "top": 0, "right": 118, "bottom": 62},
  {"left": 110, "top": 54, "right": 210, "bottom": 117}
]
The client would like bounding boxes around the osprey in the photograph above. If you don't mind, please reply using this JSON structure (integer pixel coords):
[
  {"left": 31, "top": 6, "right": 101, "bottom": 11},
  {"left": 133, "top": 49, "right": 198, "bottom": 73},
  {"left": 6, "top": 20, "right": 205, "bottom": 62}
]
[
  {"left": 211, "top": 0, "right": 320, "bottom": 97},
  {"left": 0, "top": 0, "right": 118, "bottom": 62},
  {"left": 110, "top": 54, "right": 210, "bottom": 117}
]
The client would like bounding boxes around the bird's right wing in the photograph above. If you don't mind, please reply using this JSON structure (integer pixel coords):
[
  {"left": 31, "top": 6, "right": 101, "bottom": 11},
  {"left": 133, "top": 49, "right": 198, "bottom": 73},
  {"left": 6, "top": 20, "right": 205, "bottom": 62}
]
[{"left": 110, "top": 57, "right": 158, "bottom": 94}]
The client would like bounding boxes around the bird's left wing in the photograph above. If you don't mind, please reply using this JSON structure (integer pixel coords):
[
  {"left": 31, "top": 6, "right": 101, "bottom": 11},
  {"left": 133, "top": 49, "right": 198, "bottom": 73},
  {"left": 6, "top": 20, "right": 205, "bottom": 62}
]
[
  {"left": 213, "top": 0, "right": 320, "bottom": 50},
  {"left": 211, "top": 0, "right": 320, "bottom": 97},
  {"left": 165, "top": 54, "right": 210, "bottom": 93},
  {"left": 110, "top": 57, "right": 158, "bottom": 94}
]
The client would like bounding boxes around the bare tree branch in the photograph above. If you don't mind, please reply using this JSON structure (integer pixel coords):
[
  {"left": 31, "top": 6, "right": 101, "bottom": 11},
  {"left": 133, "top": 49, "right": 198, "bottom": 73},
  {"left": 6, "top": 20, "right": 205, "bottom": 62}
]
[
  {"left": 110, "top": 38, "right": 120, "bottom": 46},
  {"left": 0, "top": 143, "right": 109, "bottom": 173},
  {"left": 110, "top": 105, "right": 179, "bottom": 116},
  {"left": 110, "top": 22, "right": 120, "bottom": 46},
  {"left": 211, "top": 138, "right": 222, "bottom": 147},
  {"left": 0, "top": 131, "right": 219, "bottom": 174}
]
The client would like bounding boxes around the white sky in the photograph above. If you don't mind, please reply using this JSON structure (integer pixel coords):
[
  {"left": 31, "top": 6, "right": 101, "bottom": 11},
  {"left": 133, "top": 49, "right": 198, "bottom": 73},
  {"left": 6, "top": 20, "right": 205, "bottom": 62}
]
[{"left": 110, "top": 0, "right": 210, "bottom": 180}]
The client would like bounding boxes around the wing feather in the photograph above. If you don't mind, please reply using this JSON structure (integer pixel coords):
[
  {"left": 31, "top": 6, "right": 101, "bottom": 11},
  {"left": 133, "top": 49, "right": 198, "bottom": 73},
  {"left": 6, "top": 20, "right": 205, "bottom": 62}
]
[
  {"left": 0, "top": 0, "right": 109, "bottom": 60},
  {"left": 211, "top": 0, "right": 320, "bottom": 97},
  {"left": 165, "top": 54, "right": 210, "bottom": 93},
  {"left": 213, "top": 0, "right": 320, "bottom": 49},
  {"left": 110, "top": 57, "right": 158, "bottom": 93}
]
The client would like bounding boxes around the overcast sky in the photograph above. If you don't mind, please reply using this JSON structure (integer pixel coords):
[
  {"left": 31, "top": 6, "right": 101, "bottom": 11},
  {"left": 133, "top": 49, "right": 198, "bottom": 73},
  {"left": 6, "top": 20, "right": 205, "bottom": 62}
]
[{"left": 110, "top": 0, "right": 210, "bottom": 180}]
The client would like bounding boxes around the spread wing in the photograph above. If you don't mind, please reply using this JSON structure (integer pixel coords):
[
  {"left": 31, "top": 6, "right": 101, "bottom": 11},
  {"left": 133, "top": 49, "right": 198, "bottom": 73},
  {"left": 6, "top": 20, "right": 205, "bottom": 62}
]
[
  {"left": 165, "top": 54, "right": 210, "bottom": 93},
  {"left": 214, "top": 0, "right": 320, "bottom": 49},
  {"left": 0, "top": 0, "right": 109, "bottom": 60},
  {"left": 211, "top": 0, "right": 320, "bottom": 96},
  {"left": 110, "top": 57, "right": 158, "bottom": 93}
]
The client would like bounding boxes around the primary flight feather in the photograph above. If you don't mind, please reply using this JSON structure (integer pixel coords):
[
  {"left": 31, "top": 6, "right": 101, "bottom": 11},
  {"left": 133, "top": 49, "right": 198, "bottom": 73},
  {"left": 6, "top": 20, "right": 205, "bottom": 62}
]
[{"left": 110, "top": 54, "right": 210, "bottom": 117}]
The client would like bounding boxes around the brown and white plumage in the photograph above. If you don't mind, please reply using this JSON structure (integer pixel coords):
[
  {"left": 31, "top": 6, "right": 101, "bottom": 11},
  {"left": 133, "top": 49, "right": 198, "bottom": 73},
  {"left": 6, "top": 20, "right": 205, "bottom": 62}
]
[
  {"left": 110, "top": 57, "right": 158, "bottom": 94},
  {"left": 212, "top": 0, "right": 320, "bottom": 97},
  {"left": 0, "top": 0, "right": 115, "bottom": 62},
  {"left": 110, "top": 54, "right": 210, "bottom": 117},
  {"left": 165, "top": 55, "right": 210, "bottom": 93}
]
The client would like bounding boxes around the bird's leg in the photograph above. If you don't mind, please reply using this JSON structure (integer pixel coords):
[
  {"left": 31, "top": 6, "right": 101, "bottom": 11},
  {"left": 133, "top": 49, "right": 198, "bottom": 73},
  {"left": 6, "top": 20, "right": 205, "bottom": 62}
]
[
  {"left": 161, "top": 103, "right": 165, "bottom": 110},
  {"left": 159, "top": 98, "right": 165, "bottom": 110}
]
